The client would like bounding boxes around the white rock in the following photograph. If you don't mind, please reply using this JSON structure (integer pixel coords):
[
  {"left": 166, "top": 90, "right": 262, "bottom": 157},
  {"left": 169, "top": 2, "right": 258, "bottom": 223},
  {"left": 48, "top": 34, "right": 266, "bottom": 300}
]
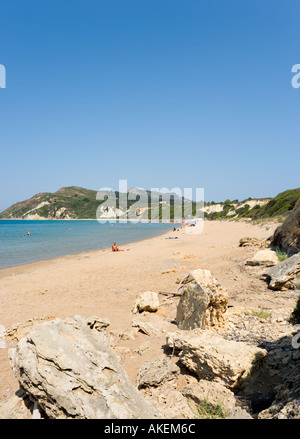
[
  {"left": 132, "top": 291, "right": 159, "bottom": 314},
  {"left": 176, "top": 269, "right": 228, "bottom": 330},
  {"left": 246, "top": 249, "right": 278, "bottom": 267},
  {"left": 9, "top": 315, "right": 156, "bottom": 419},
  {"left": 166, "top": 329, "right": 267, "bottom": 390}
]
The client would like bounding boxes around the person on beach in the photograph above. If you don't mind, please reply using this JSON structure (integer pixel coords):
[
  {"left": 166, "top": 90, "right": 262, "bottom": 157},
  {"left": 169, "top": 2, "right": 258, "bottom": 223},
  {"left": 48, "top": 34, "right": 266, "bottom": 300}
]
[{"left": 112, "top": 242, "right": 123, "bottom": 252}]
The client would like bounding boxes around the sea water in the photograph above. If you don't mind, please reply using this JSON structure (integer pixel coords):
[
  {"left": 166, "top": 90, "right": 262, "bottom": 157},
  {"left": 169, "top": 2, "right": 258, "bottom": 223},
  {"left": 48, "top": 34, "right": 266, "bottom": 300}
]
[{"left": 0, "top": 220, "right": 175, "bottom": 269}]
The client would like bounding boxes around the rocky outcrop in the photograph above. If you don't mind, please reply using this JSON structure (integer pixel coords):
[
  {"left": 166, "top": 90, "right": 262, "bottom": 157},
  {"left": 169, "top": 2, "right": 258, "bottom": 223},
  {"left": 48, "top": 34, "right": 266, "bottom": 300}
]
[
  {"left": 239, "top": 237, "right": 265, "bottom": 247},
  {"left": 176, "top": 281, "right": 209, "bottom": 330},
  {"left": 271, "top": 198, "right": 300, "bottom": 255},
  {"left": 136, "top": 356, "right": 195, "bottom": 419},
  {"left": 176, "top": 269, "right": 228, "bottom": 330},
  {"left": 166, "top": 329, "right": 267, "bottom": 391},
  {"left": 5, "top": 316, "right": 55, "bottom": 342},
  {"left": 263, "top": 253, "right": 300, "bottom": 290},
  {"left": 8, "top": 315, "right": 155, "bottom": 419}
]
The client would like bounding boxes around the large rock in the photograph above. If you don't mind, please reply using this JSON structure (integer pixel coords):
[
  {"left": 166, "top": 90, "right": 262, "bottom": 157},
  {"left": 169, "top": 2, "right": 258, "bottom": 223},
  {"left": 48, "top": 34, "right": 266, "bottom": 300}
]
[
  {"left": 137, "top": 356, "right": 180, "bottom": 389},
  {"left": 132, "top": 291, "right": 159, "bottom": 314},
  {"left": 263, "top": 253, "right": 300, "bottom": 290},
  {"left": 176, "top": 269, "right": 228, "bottom": 330},
  {"left": 132, "top": 312, "right": 174, "bottom": 337},
  {"left": 246, "top": 249, "right": 278, "bottom": 267},
  {"left": 166, "top": 329, "right": 267, "bottom": 391},
  {"left": 8, "top": 315, "right": 155, "bottom": 419},
  {"left": 176, "top": 282, "right": 209, "bottom": 330},
  {"left": 140, "top": 383, "right": 196, "bottom": 419},
  {"left": 181, "top": 379, "right": 237, "bottom": 415},
  {"left": 271, "top": 198, "right": 300, "bottom": 255},
  {"left": 239, "top": 237, "right": 264, "bottom": 247}
]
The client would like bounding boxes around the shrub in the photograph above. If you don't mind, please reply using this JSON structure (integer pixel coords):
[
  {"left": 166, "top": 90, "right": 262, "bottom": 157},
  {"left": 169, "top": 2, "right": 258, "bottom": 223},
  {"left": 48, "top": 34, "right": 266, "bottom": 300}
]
[
  {"left": 275, "top": 248, "right": 288, "bottom": 262},
  {"left": 196, "top": 398, "right": 228, "bottom": 419}
]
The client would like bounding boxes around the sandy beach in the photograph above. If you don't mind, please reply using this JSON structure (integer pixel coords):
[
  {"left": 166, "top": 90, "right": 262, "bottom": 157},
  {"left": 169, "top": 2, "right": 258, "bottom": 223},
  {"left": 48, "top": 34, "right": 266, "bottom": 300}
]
[{"left": 0, "top": 218, "right": 295, "bottom": 406}]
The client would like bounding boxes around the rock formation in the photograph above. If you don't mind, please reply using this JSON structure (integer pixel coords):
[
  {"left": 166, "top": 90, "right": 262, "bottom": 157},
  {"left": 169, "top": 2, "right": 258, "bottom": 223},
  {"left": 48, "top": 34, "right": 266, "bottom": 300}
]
[
  {"left": 132, "top": 291, "right": 159, "bottom": 314},
  {"left": 166, "top": 329, "right": 267, "bottom": 391},
  {"left": 8, "top": 315, "right": 155, "bottom": 419},
  {"left": 181, "top": 379, "right": 237, "bottom": 415},
  {"left": 136, "top": 356, "right": 180, "bottom": 389},
  {"left": 176, "top": 269, "right": 228, "bottom": 330},
  {"left": 246, "top": 249, "right": 278, "bottom": 267},
  {"left": 239, "top": 237, "right": 264, "bottom": 247},
  {"left": 263, "top": 253, "right": 300, "bottom": 290}
]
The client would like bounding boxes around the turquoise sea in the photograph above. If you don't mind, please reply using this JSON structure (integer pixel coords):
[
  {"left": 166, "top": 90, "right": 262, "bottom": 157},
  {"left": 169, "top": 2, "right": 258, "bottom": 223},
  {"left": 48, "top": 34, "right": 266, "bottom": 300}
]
[{"left": 0, "top": 220, "right": 174, "bottom": 269}]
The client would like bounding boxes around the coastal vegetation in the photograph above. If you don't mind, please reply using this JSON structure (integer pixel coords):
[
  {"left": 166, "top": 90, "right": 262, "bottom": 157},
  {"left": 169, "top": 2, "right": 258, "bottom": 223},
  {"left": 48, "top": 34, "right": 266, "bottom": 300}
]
[
  {"left": 204, "top": 188, "right": 300, "bottom": 222},
  {"left": 275, "top": 248, "right": 288, "bottom": 262}
]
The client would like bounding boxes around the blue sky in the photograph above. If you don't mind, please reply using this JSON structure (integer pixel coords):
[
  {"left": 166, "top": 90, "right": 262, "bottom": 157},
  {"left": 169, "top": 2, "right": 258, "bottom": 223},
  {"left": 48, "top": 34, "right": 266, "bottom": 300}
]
[{"left": 0, "top": 0, "right": 299, "bottom": 211}]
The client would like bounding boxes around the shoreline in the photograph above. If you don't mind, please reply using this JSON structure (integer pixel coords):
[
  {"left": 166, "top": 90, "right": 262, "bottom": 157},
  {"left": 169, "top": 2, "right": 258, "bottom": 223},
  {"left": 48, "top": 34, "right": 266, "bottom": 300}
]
[{"left": 0, "top": 221, "right": 178, "bottom": 274}]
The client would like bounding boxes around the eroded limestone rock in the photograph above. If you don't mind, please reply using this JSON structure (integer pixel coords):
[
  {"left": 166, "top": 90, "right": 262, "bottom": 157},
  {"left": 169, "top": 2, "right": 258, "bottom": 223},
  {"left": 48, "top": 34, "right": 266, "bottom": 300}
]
[
  {"left": 176, "top": 269, "right": 228, "bottom": 330},
  {"left": 9, "top": 315, "right": 155, "bottom": 419}
]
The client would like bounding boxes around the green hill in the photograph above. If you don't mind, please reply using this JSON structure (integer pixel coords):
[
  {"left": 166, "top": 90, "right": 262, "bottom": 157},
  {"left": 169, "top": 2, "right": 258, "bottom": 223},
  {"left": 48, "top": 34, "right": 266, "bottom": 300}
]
[
  {"left": 204, "top": 188, "right": 300, "bottom": 221},
  {"left": 0, "top": 186, "right": 198, "bottom": 221},
  {"left": 248, "top": 188, "right": 300, "bottom": 219},
  {"left": 0, "top": 186, "right": 101, "bottom": 220}
]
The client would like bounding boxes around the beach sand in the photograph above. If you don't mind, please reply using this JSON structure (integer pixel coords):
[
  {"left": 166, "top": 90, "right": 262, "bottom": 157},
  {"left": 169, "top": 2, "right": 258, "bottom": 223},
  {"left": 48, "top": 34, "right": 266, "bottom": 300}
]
[{"left": 0, "top": 219, "right": 291, "bottom": 405}]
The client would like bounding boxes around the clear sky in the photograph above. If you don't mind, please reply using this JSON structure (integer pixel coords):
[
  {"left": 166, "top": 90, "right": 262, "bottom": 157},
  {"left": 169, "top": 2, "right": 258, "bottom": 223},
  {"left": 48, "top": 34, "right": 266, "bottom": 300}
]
[{"left": 0, "top": 0, "right": 299, "bottom": 212}]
